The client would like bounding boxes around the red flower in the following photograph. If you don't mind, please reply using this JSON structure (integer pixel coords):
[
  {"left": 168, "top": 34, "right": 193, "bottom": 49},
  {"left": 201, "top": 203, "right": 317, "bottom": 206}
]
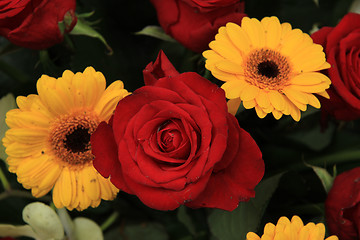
[
  {"left": 311, "top": 13, "right": 360, "bottom": 120},
  {"left": 0, "top": 0, "right": 77, "bottom": 49},
  {"left": 91, "top": 51, "right": 264, "bottom": 211},
  {"left": 325, "top": 167, "right": 360, "bottom": 240},
  {"left": 150, "top": 0, "right": 246, "bottom": 53}
]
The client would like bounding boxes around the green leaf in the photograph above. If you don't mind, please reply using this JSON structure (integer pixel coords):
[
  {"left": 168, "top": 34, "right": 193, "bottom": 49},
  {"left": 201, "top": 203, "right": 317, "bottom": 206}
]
[
  {"left": 306, "top": 163, "right": 334, "bottom": 193},
  {"left": 22, "top": 202, "right": 64, "bottom": 240},
  {"left": 208, "top": 173, "right": 283, "bottom": 240},
  {"left": 284, "top": 112, "right": 335, "bottom": 151},
  {"left": 177, "top": 206, "right": 196, "bottom": 235},
  {"left": 135, "top": 26, "right": 176, "bottom": 43},
  {"left": 123, "top": 222, "right": 169, "bottom": 240},
  {"left": 0, "top": 93, "right": 16, "bottom": 161},
  {"left": 70, "top": 18, "right": 113, "bottom": 55},
  {"left": 74, "top": 217, "right": 104, "bottom": 240}
]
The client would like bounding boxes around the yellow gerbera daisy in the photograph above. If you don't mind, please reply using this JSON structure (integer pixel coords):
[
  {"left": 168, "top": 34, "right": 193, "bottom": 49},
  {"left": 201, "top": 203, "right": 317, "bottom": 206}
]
[
  {"left": 247, "top": 216, "right": 338, "bottom": 240},
  {"left": 2, "top": 67, "right": 129, "bottom": 211},
  {"left": 203, "top": 16, "right": 331, "bottom": 121}
]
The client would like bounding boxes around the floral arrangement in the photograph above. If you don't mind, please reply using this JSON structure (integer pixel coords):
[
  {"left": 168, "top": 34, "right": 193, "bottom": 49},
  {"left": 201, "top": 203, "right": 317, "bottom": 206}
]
[{"left": 0, "top": 0, "right": 359, "bottom": 240}]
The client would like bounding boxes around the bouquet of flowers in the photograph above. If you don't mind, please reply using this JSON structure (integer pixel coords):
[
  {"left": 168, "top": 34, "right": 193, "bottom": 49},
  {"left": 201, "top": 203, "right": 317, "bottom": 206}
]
[{"left": 0, "top": 0, "right": 359, "bottom": 240}]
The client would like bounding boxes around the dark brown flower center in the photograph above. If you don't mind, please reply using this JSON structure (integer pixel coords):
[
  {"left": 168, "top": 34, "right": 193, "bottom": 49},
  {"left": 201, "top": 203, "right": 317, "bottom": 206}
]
[
  {"left": 64, "top": 127, "right": 91, "bottom": 153},
  {"left": 245, "top": 48, "right": 292, "bottom": 90},
  {"left": 49, "top": 111, "right": 99, "bottom": 168},
  {"left": 257, "top": 60, "right": 279, "bottom": 78}
]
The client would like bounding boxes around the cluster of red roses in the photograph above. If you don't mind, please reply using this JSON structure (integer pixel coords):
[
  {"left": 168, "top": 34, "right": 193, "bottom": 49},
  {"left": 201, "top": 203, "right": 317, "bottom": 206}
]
[{"left": 1, "top": 0, "right": 360, "bottom": 240}]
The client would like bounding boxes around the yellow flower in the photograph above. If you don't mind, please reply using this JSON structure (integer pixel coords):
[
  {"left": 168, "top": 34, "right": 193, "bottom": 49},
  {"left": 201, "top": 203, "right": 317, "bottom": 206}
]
[
  {"left": 203, "top": 16, "right": 331, "bottom": 121},
  {"left": 2, "top": 67, "right": 129, "bottom": 211},
  {"left": 247, "top": 216, "right": 338, "bottom": 240}
]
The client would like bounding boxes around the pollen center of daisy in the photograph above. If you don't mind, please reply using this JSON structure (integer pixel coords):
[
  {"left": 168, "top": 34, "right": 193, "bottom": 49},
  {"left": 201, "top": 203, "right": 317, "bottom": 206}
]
[
  {"left": 49, "top": 111, "right": 99, "bottom": 168},
  {"left": 64, "top": 127, "right": 91, "bottom": 153},
  {"left": 257, "top": 60, "right": 279, "bottom": 78},
  {"left": 245, "top": 48, "right": 292, "bottom": 90}
]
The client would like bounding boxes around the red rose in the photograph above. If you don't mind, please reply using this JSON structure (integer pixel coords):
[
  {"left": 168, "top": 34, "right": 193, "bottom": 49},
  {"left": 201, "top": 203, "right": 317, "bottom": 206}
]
[
  {"left": 325, "top": 167, "right": 360, "bottom": 240},
  {"left": 91, "top": 51, "right": 264, "bottom": 211},
  {"left": 0, "top": 0, "right": 77, "bottom": 49},
  {"left": 150, "top": 0, "right": 246, "bottom": 53},
  {"left": 311, "top": 13, "right": 360, "bottom": 120}
]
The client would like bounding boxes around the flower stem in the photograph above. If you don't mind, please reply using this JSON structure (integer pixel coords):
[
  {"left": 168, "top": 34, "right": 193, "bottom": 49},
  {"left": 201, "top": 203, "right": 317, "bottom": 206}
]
[
  {"left": 100, "top": 211, "right": 119, "bottom": 231},
  {"left": 0, "top": 167, "right": 11, "bottom": 191},
  {"left": 289, "top": 149, "right": 360, "bottom": 171}
]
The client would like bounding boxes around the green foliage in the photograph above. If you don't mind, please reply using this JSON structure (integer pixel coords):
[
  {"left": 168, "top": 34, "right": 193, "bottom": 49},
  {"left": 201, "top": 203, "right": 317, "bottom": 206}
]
[
  {"left": 208, "top": 174, "right": 283, "bottom": 240},
  {"left": 0, "top": 94, "right": 16, "bottom": 161}
]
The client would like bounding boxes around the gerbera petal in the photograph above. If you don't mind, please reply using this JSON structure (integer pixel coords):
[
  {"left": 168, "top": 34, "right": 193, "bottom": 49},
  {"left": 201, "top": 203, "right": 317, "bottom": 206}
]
[
  {"left": 246, "top": 232, "right": 261, "bottom": 240},
  {"left": 5, "top": 128, "right": 48, "bottom": 144},
  {"left": 226, "top": 22, "right": 251, "bottom": 54},
  {"left": 262, "top": 104, "right": 275, "bottom": 114},
  {"left": 202, "top": 50, "right": 225, "bottom": 65},
  {"left": 221, "top": 81, "right": 247, "bottom": 99},
  {"left": 282, "top": 88, "right": 309, "bottom": 104},
  {"left": 241, "top": 17, "right": 266, "bottom": 48},
  {"left": 316, "top": 91, "right": 330, "bottom": 99},
  {"left": 291, "top": 82, "right": 330, "bottom": 93},
  {"left": 215, "top": 60, "right": 243, "bottom": 74},
  {"left": 243, "top": 99, "right": 256, "bottom": 109},
  {"left": 6, "top": 110, "right": 50, "bottom": 129},
  {"left": 255, "top": 90, "right": 271, "bottom": 109},
  {"left": 280, "top": 29, "right": 308, "bottom": 57},
  {"left": 289, "top": 102, "right": 301, "bottom": 121},
  {"left": 272, "top": 110, "right": 283, "bottom": 120},
  {"left": 94, "top": 80, "right": 129, "bottom": 121},
  {"left": 280, "top": 22, "right": 293, "bottom": 39},
  {"left": 261, "top": 16, "right": 281, "bottom": 49},
  {"left": 57, "top": 167, "right": 74, "bottom": 208},
  {"left": 291, "top": 44, "right": 327, "bottom": 73},
  {"left": 241, "top": 84, "right": 260, "bottom": 101},
  {"left": 290, "top": 72, "right": 324, "bottom": 85},
  {"left": 209, "top": 39, "right": 243, "bottom": 62},
  {"left": 77, "top": 171, "right": 92, "bottom": 211},
  {"left": 98, "top": 177, "right": 118, "bottom": 201},
  {"left": 306, "top": 93, "right": 321, "bottom": 109},
  {"left": 269, "top": 91, "right": 286, "bottom": 111},
  {"left": 82, "top": 166, "right": 101, "bottom": 201},
  {"left": 37, "top": 162, "right": 61, "bottom": 191},
  {"left": 209, "top": 66, "right": 239, "bottom": 81},
  {"left": 255, "top": 105, "right": 267, "bottom": 118}
]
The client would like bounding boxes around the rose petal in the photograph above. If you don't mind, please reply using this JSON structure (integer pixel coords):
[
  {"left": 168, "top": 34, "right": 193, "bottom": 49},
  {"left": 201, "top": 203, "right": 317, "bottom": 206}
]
[
  {"left": 143, "top": 50, "right": 179, "bottom": 86},
  {"left": 91, "top": 122, "right": 131, "bottom": 193}
]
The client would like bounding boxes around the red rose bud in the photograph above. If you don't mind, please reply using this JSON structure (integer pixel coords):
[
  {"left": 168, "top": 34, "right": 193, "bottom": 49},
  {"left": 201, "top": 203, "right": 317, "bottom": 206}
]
[
  {"left": 91, "top": 50, "right": 264, "bottom": 211},
  {"left": 143, "top": 50, "right": 179, "bottom": 86},
  {"left": 149, "top": 0, "right": 246, "bottom": 53},
  {"left": 311, "top": 13, "right": 360, "bottom": 120},
  {"left": 0, "top": 0, "right": 77, "bottom": 49},
  {"left": 325, "top": 167, "right": 360, "bottom": 240}
]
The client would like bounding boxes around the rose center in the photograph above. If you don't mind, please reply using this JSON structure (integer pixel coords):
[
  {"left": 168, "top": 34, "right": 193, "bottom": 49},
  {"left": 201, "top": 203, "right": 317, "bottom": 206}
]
[
  {"left": 64, "top": 127, "right": 91, "bottom": 153},
  {"left": 49, "top": 111, "right": 99, "bottom": 168},
  {"left": 160, "top": 129, "right": 182, "bottom": 152},
  {"left": 257, "top": 60, "right": 279, "bottom": 78},
  {"left": 245, "top": 48, "right": 292, "bottom": 90}
]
